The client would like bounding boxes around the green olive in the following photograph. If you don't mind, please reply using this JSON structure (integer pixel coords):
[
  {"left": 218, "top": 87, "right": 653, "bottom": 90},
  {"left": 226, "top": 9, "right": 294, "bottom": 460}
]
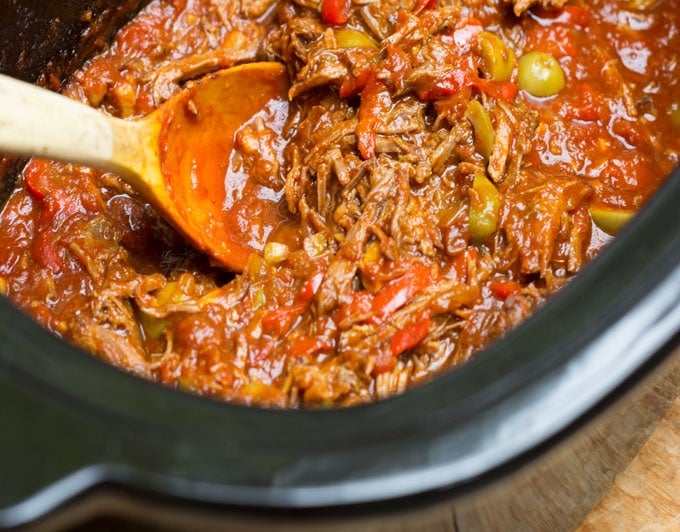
[
  {"left": 466, "top": 100, "right": 495, "bottom": 160},
  {"left": 334, "top": 29, "right": 378, "bottom": 49},
  {"left": 477, "top": 31, "right": 516, "bottom": 82},
  {"left": 590, "top": 207, "right": 635, "bottom": 236},
  {"left": 469, "top": 172, "right": 502, "bottom": 243},
  {"left": 518, "top": 51, "right": 566, "bottom": 98}
]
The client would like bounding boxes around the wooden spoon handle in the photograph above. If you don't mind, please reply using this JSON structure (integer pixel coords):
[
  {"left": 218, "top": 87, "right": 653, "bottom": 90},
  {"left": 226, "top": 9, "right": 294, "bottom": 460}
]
[{"left": 0, "top": 74, "right": 122, "bottom": 172}]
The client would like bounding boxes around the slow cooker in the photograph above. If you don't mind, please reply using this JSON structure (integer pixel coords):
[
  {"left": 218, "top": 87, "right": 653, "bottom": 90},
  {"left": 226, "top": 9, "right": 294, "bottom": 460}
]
[{"left": 0, "top": 1, "right": 679, "bottom": 530}]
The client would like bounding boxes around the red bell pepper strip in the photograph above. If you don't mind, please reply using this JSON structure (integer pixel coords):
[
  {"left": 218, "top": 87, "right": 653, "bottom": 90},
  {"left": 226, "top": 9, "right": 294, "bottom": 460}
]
[
  {"left": 385, "top": 44, "right": 410, "bottom": 93},
  {"left": 416, "top": 68, "right": 474, "bottom": 102},
  {"left": 417, "top": 68, "right": 517, "bottom": 103},
  {"left": 321, "top": 0, "right": 352, "bottom": 26},
  {"left": 356, "top": 73, "right": 392, "bottom": 160},
  {"left": 373, "top": 312, "right": 432, "bottom": 375},
  {"left": 32, "top": 231, "right": 63, "bottom": 273},
  {"left": 288, "top": 335, "right": 331, "bottom": 358},
  {"left": 370, "top": 263, "right": 432, "bottom": 324},
  {"left": 296, "top": 270, "right": 325, "bottom": 305},
  {"left": 476, "top": 78, "right": 518, "bottom": 103},
  {"left": 334, "top": 263, "right": 433, "bottom": 327},
  {"left": 24, "top": 160, "right": 76, "bottom": 272},
  {"left": 261, "top": 302, "right": 306, "bottom": 336},
  {"left": 339, "top": 69, "right": 371, "bottom": 98},
  {"left": 390, "top": 314, "right": 432, "bottom": 357},
  {"left": 24, "top": 159, "right": 52, "bottom": 201}
]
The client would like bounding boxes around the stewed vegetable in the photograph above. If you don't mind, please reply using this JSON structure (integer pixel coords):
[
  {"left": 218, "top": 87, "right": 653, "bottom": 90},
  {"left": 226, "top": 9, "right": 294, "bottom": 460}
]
[
  {"left": 476, "top": 32, "right": 516, "bottom": 82},
  {"left": 518, "top": 51, "right": 566, "bottom": 97},
  {"left": 466, "top": 100, "right": 495, "bottom": 160},
  {"left": 469, "top": 173, "right": 502, "bottom": 243},
  {"left": 590, "top": 208, "right": 635, "bottom": 236}
]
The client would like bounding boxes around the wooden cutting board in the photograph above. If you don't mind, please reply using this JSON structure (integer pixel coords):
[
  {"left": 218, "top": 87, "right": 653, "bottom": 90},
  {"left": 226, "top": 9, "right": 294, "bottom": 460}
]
[{"left": 577, "top": 392, "right": 680, "bottom": 530}]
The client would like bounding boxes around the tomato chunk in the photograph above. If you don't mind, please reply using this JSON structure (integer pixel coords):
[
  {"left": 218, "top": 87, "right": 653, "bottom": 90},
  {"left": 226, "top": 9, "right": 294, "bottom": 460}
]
[{"left": 321, "top": 0, "right": 352, "bottom": 26}]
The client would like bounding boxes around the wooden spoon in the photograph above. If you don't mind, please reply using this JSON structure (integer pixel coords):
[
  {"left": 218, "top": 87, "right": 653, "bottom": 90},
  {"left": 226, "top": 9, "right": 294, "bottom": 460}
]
[{"left": 0, "top": 62, "right": 290, "bottom": 271}]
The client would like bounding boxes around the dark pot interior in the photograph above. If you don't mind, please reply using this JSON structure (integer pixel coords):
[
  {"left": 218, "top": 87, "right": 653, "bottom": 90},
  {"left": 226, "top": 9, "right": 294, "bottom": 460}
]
[{"left": 0, "top": 1, "right": 679, "bottom": 530}]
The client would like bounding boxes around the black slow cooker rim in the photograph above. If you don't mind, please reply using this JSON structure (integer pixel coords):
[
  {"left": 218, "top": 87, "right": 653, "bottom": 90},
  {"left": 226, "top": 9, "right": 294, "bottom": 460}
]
[
  {"left": 0, "top": 166, "right": 678, "bottom": 522},
  {"left": 0, "top": 0, "right": 679, "bottom": 522}
]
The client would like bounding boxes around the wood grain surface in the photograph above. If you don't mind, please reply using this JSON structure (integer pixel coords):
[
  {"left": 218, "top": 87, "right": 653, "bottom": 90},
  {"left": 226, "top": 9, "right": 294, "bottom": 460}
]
[{"left": 578, "top": 393, "right": 680, "bottom": 530}]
